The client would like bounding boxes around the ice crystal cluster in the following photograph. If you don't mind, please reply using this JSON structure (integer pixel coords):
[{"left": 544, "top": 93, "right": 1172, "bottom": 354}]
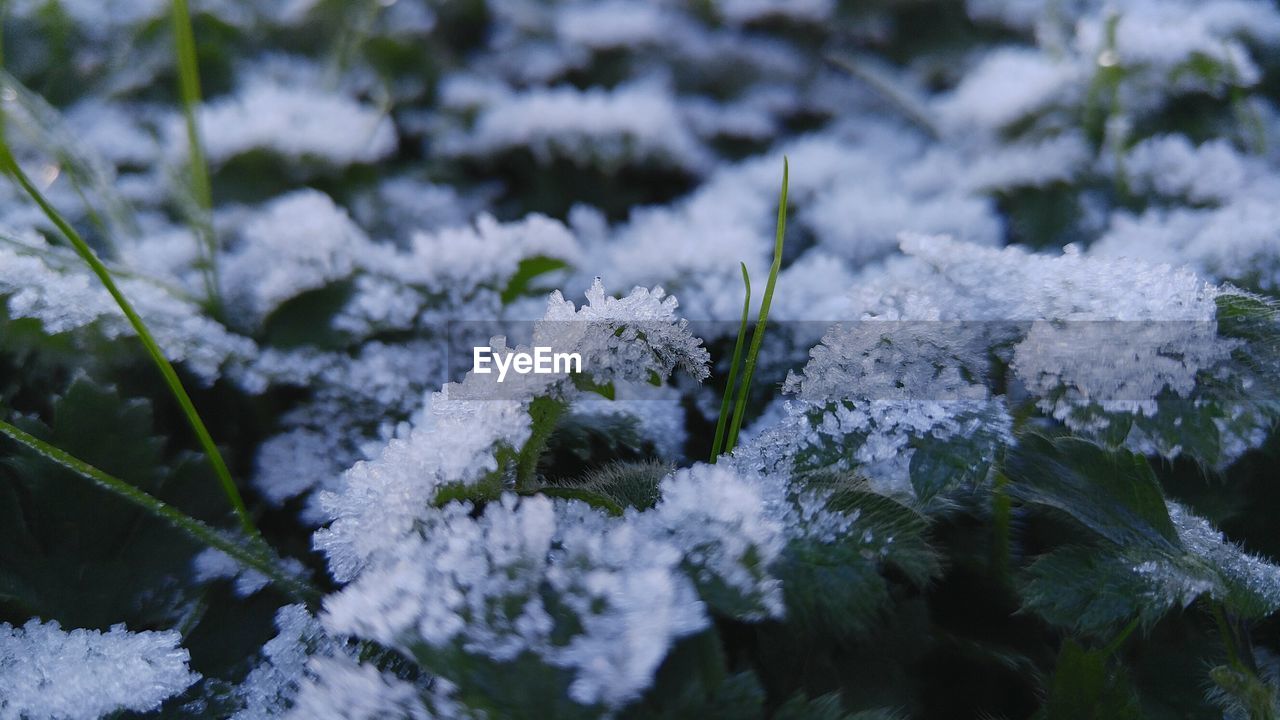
[
  {"left": 0, "top": 620, "right": 196, "bottom": 720},
  {"left": 4, "top": 0, "right": 1280, "bottom": 717}
]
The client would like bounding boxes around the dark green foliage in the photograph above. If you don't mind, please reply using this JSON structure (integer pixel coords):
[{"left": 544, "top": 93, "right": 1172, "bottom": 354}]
[
  {"left": 1021, "top": 546, "right": 1160, "bottom": 637},
  {"left": 1005, "top": 434, "right": 1179, "bottom": 551},
  {"left": 1038, "top": 640, "right": 1143, "bottom": 720},
  {"left": 0, "top": 377, "right": 203, "bottom": 628}
]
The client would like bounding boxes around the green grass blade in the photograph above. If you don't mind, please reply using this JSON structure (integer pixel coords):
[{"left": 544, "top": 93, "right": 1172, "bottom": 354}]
[
  {"left": 170, "top": 0, "right": 221, "bottom": 313},
  {"left": 710, "top": 262, "right": 751, "bottom": 462},
  {"left": 0, "top": 419, "right": 316, "bottom": 603},
  {"left": 725, "top": 157, "right": 788, "bottom": 454},
  {"left": 0, "top": 136, "right": 260, "bottom": 541}
]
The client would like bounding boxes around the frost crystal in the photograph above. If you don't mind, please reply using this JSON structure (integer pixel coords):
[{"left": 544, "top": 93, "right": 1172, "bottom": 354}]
[
  {"left": 283, "top": 655, "right": 435, "bottom": 720},
  {"left": 645, "top": 464, "right": 786, "bottom": 619},
  {"left": 321, "top": 496, "right": 709, "bottom": 709},
  {"left": 440, "top": 81, "right": 712, "bottom": 172},
  {"left": 181, "top": 77, "right": 396, "bottom": 166},
  {"left": 233, "top": 605, "right": 338, "bottom": 720},
  {"left": 0, "top": 619, "right": 197, "bottom": 720},
  {"left": 316, "top": 280, "right": 708, "bottom": 578},
  {"left": 0, "top": 233, "right": 256, "bottom": 383},
  {"left": 1167, "top": 502, "right": 1280, "bottom": 614},
  {"left": 221, "top": 189, "right": 371, "bottom": 324}
]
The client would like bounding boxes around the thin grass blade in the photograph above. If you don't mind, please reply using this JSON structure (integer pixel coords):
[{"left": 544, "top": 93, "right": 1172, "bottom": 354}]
[
  {"left": 0, "top": 134, "right": 260, "bottom": 540},
  {"left": 170, "top": 0, "right": 221, "bottom": 312},
  {"left": 725, "top": 157, "right": 788, "bottom": 453},
  {"left": 0, "top": 419, "right": 316, "bottom": 603},
  {"left": 710, "top": 262, "right": 751, "bottom": 462}
]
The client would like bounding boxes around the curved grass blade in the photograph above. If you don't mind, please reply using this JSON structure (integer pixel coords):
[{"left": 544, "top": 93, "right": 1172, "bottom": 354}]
[
  {"left": 0, "top": 419, "right": 317, "bottom": 604},
  {"left": 725, "top": 157, "right": 789, "bottom": 453},
  {"left": 710, "top": 262, "right": 751, "bottom": 462},
  {"left": 0, "top": 134, "right": 260, "bottom": 541}
]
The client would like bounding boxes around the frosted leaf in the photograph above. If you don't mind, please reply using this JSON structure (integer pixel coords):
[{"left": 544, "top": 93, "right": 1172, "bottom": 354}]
[
  {"left": 1094, "top": 205, "right": 1280, "bottom": 289},
  {"left": 716, "top": 0, "right": 834, "bottom": 25},
  {"left": 1119, "top": 135, "right": 1250, "bottom": 204},
  {"left": 1011, "top": 319, "right": 1233, "bottom": 430},
  {"left": 775, "top": 318, "right": 1012, "bottom": 494},
  {"left": 869, "top": 234, "right": 1221, "bottom": 322},
  {"left": 117, "top": 227, "right": 205, "bottom": 292},
  {"left": 63, "top": 99, "right": 161, "bottom": 168},
  {"left": 645, "top": 464, "right": 786, "bottom": 619},
  {"left": 283, "top": 655, "right": 436, "bottom": 720},
  {"left": 348, "top": 176, "right": 494, "bottom": 239},
  {"left": 853, "top": 236, "right": 1274, "bottom": 463},
  {"left": 539, "top": 278, "right": 711, "bottom": 384},
  {"left": 314, "top": 390, "right": 531, "bottom": 582},
  {"left": 0, "top": 233, "right": 257, "bottom": 383},
  {"left": 554, "top": 1, "right": 675, "bottom": 50},
  {"left": 334, "top": 213, "right": 580, "bottom": 335},
  {"left": 438, "top": 81, "right": 713, "bottom": 173},
  {"left": 321, "top": 495, "right": 709, "bottom": 710},
  {"left": 934, "top": 47, "right": 1082, "bottom": 133},
  {"left": 232, "top": 605, "right": 339, "bottom": 720},
  {"left": 959, "top": 133, "right": 1092, "bottom": 192},
  {"left": 0, "top": 619, "right": 197, "bottom": 720},
  {"left": 1131, "top": 503, "right": 1280, "bottom": 617},
  {"left": 317, "top": 281, "right": 707, "bottom": 577},
  {"left": 253, "top": 428, "right": 347, "bottom": 508},
  {"left": 592, "top": 127, "right": 1001, "bottom": 329},
  {"left": 177, "top": 77, "right": 396, "bottom": 167},
  {"left": 1166, "top": 502, "right": 1280, "bottom": 614},
  {"left": 220, "top": 189, "right": 372, "bottom": 324},
  {"left": 1074, "top": 0, "right": 1280, "bottom": 92}
]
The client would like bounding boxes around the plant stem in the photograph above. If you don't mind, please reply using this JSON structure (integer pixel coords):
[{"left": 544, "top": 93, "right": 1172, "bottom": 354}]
[
  {"left": 0, "top": 419, "right": 316, "bottom": 603},
  {"left": 516, "top": 396, "right": 568, "bottom": 492},
  {"left": 1214, "top": 602, "right": 1244, "bottom": 669},
  {"left": 725, "top": 157, "right": 789, "bottom": 453},
  {"left": 0, "top": 136, "right": 260, "bottom": 541},
  {"left": 1101, "top": 616, "right": 1140, "bottom": 658},
  {"left": 710, "top": 262, "right": 751, "bottom": 462},
  {"left": 992, "top": 468, "right": 1012, "bottom": 580},
  {"left": 170, "top": 0, "right": 222, "bottom": 315}
]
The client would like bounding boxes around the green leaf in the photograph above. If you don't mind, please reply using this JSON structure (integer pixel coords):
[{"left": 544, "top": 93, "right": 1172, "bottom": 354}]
[
  {"left": 823, "top": 477, "right": 942, "bottom": 587},
  {"left": 571, "top": 374, "right": 615, "bottom": 400},
  {"left": 908, "top": 433, "right": 994, "bottom": 502},
  {"left": 621, "top": 631, "right": 764, "bottom": 720},
  {"left": 1040, "top": 640, "right": 1143, "bottom": 720},
  {"left": 1022, "top": 546, "right": 1164, "bottom": 636},
  {"left": 260, "top": 279, "right": 356, "bottom": 349},
  {"left": 1005, "top": 434, "right": 1179, "bottom": 552},
  {"left": 0, "top": 378, "right": 203, "bottom": 627},
  {"left": 501, "top": 256, "right": 570, "bottom": 304}
]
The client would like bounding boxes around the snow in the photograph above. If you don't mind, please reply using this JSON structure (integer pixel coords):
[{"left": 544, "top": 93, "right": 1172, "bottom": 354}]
[{"left": 0, "top": 620, "right": 197, "bottom": 720}]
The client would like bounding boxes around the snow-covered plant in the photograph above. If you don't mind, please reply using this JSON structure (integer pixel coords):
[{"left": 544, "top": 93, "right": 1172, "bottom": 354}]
[{"left": 4, "top": 0, "right": 1280, "bottom": 717}]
